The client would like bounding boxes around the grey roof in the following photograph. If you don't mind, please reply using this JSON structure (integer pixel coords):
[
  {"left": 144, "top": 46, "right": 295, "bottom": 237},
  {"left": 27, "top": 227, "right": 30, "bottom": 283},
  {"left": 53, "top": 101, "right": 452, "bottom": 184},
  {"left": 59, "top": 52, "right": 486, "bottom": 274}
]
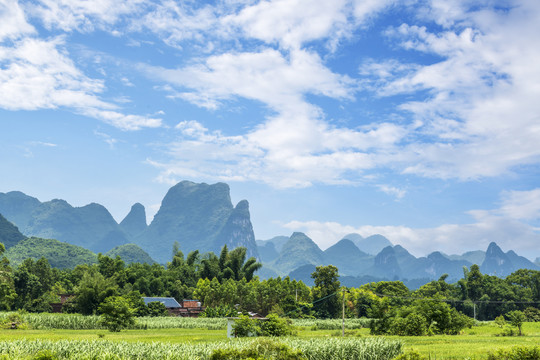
[{"left": 142, "top": 297, "right": 181, "bottom": 308}]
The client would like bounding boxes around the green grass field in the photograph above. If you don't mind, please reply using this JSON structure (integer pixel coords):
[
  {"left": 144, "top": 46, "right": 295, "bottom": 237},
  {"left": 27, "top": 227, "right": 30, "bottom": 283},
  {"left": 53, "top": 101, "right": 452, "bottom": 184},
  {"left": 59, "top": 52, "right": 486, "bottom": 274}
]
[{"left": 1, "top": 318, "right": 539, "bottom": 359}]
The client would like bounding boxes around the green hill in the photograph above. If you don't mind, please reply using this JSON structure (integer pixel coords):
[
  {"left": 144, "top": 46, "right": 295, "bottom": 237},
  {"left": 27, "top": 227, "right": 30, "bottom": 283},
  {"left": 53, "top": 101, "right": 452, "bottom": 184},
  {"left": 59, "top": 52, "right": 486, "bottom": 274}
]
[
  {"left": 270, "top": 232, "right": 324, "bottom": 275},
  {"left": 5, "top": 237, "right": 98, "bottom": 269},
  {"left": 105, "top": 243, "right": 155, "bottom": 264}
]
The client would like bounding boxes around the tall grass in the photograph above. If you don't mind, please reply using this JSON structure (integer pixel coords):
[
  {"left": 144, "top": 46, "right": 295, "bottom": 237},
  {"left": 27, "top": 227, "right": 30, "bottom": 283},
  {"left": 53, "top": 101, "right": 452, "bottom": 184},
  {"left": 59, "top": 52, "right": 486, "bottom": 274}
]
[
  {"left": 0, "top": 313, "right": 370, "bottom": 331},
  {"left": 291, "top": 318, "right": 370, "bottom": 329},
  {"left": 0, "top": 313, "right": 227, "bottom": 330},
  {"left": 0, "top": 338, "right": 403, "bottom": 360}
]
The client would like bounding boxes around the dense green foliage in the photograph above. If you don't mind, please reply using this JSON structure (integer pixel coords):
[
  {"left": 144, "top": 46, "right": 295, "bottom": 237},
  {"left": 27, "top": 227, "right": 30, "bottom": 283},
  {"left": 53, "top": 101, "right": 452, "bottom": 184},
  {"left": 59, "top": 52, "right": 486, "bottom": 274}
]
[
  {"left": 98, "top": 296, "right": 136, "bottom": 332},
  {"left": 232, "top": 314, "right": 293, "bottom": 337},
  {"left": 2, "top": 232, "right": 540, "bottom": 334},
  {"left": 311, "top": 265, "right": 341, "bottom": 319},
  {"left": 105, "top": 244, "right": 155, "bottom": 265},
  {"left": 5, "top": 237, "right": 97, "bottom": 269}
]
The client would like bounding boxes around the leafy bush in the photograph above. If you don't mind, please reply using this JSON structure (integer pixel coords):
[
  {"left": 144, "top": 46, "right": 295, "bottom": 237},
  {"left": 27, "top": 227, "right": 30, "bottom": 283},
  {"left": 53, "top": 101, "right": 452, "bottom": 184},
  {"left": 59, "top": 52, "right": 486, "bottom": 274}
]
[
  {"left": 390, "top": 313, "right": 427, "bottom": 336},
  {"left": 210, "top": 339, "right": 305, "bottom": 360},
  {"left": 506, "top": 310, "right": 526, "bottom": 336},
  {"left": 393, "top": 351, "right": 426, "bottom": 360},
  {"left": 0, "top": 312, "right": 28, "bottom": 330},
  {"left": 232, "top": 314, "right": 294, "bottom": 338},
  {"left": 260, "top": 314, "right": 294, "bottom": 337},
  {"left": 487, "top": 346, "right": 540, "bottom": 360},
  {"left": 524, "top": 307, "right": 540, "bottom": 322},
  {"left": 146, "top": 301, "right": 168, "bottom": 317},
  {"left": 98, "top": 296, "right": 135, "bottom": 332},
  {"left": 369, "top": 299, "right": 472, "bottom": 336}
]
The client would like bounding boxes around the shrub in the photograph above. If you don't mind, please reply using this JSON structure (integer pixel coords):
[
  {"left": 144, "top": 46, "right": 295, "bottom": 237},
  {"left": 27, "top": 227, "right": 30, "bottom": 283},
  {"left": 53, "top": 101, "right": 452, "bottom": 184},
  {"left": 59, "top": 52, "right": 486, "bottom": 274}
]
[
  {"left": 393, "top": 351, "right": 427, "bottom": 360},
  {"left": 233, "top": 315, "right": 261, "bottom": 337},
  {"left": 232, "top": 314, "right": 294, "bottom": 338},
  {"left": 260, "top": 314, "right": 294, "bottom": 337},
  {"left": 506, "top": 310, "right": 526, "bottom": 336},
  {"left": 146, "top": 301, "right": 168, "bottom": 317},
  {"left": 487, "top": 346, "right": 540, "bottom": 360},
  {"left": 524, "top": 307, "right": 540, "bottom": 322},
  {"left": 390, "top": 313, "right": 427, "bottom": 336},
  {"left": 210, "top": 339, "right": 305, "bottom": 360},
  {"left": 98, "top": 296, "right": 136, "bottom": 332}
]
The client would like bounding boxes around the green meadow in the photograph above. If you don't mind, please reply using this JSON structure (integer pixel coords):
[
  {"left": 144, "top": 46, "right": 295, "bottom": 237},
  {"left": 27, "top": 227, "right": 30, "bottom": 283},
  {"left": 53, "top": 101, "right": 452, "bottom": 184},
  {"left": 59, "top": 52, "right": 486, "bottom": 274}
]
[{"left": 1, "top": 317, "right": 540, "bottom": 359}]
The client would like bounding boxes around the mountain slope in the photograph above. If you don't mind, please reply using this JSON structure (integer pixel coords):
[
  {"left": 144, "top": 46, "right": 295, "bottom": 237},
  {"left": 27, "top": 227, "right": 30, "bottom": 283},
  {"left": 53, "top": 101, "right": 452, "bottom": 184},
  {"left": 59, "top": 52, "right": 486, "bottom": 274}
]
[
  {"left": 481, "top": 242, "right": 515, "bottom": 276},
  {"left": 0, "top": 191, "right": 41, "bottom": 230},
  {"left": 344, "top": 233, "right": 392, "bottom": 255},
  {"left": 323, "top": 239, "right": 372, "bottom": 276},
  {"left": 24, "top": 200, "right": 129, "bottom": 253},
  {"left": 0, "top": 213, "right": 26, "bottom": 249},
  {"left": 135, "top": 181, "right": 258, "bottom": 263},
  {"left": 105, "top": 243, "right": 155, "bottom": 264},
  {"left": 119, "top": 203, "right": 147, "bottom": 238},
  {"left": 5, "top": 237, "right": 97, "bottom": 268},
  {"left": 271, "top": 232, "right": 325, "bottom": 275}
]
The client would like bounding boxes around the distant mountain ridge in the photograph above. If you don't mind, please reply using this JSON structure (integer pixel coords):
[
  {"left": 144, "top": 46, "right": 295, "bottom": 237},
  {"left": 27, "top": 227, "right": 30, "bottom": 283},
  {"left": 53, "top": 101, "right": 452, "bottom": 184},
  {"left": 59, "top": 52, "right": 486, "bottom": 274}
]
[
  {"left": 0, "top": 181, "right": 259, "bottom": 264},
  {"left": 257, "top": 233, "right": 540, "bottom": 287}
]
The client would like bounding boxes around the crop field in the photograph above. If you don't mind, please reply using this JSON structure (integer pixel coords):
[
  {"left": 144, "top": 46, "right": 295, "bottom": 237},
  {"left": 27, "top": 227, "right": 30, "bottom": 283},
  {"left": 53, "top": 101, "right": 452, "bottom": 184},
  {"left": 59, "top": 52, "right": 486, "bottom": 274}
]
[{"left": 1, "top": 314, "right": 540, "bottom": 359}]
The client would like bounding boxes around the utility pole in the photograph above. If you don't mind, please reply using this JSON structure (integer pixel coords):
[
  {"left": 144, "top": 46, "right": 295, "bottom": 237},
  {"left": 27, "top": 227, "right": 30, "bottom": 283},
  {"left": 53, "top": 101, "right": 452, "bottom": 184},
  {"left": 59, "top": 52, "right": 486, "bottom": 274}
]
[
  {"left": 342, "top": 288, "right": 346, "bottom": 337},
  {"left": 473, "top": 302, "right": 476, "bottom": 321}
]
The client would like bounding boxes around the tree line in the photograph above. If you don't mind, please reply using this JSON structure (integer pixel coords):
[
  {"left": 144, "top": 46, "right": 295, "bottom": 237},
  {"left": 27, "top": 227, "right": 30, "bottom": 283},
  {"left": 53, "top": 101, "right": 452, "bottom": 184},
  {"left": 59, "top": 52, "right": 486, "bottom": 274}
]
[{"left": 1, "top": 241, "right": 540, "bottom": 324}]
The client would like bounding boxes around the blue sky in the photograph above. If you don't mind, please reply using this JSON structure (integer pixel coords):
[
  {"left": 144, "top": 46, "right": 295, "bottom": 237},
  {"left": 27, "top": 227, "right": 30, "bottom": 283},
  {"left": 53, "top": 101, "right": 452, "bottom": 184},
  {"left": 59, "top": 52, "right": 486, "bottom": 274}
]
[{"left": 1, "top": 0, "right": 540, "bottom": 259}]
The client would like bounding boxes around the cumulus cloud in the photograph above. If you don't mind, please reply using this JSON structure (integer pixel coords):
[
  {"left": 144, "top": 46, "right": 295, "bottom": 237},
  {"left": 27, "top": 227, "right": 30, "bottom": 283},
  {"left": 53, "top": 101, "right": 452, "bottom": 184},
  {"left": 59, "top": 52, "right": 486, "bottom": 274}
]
[
  {"left": 367, "top": 0, "right": 540, "bottom": 180},
  {"left": 27, "top": 0, "right": 145, "bottom": 32},
  {"left": 0, "top": 36, "right": 161, "bottom": 130}
]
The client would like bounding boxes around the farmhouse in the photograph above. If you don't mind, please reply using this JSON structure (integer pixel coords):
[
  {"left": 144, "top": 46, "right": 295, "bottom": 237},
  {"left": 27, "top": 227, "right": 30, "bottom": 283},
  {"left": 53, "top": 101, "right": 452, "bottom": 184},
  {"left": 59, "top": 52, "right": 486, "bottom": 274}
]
[{"left": 142, "top": 297, "right": 205, "bottom": 317}]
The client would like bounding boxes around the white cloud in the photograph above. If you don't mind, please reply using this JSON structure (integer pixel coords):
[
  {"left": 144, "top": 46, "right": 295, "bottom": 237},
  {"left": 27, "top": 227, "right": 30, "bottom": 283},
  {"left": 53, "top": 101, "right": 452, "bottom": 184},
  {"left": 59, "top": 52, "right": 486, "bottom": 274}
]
[
  {"left": 0, "top": 36, "right": 161, "bottom": 130},
  {"left": 0, "top": 0, "right": 35, "bottom": 41},
  {"left": 27, "top": 0, "right": 145, "bottom": 32},
  {"left": 136, "top": 1, "right": 219, "bottom": 47},
  {"left": 368, "top": 1, "right": 540, "bottom": 180},
  {"left": 147, "top": 48, "right": 354, "bottom": 111},
  {"left": 497, "top": 189, "right": 540, "bottom": 222},
  {"left": 227, "top": 0, "right": 351, "bottom": 50}
]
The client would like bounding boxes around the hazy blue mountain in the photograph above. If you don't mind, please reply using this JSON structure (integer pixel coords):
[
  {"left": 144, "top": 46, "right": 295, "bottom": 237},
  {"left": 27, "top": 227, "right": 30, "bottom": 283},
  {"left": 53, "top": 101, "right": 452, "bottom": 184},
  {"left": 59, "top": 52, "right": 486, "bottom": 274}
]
[
  {"left": 270, "top": 232, "right": 324, "bottom": 275},
  {"left": 24, "top": 200, "right": 129, "bottom": 253},
  {"left": 105, "top": 243, "right": 155, "bottom": 264},
  {"left": 448, "top": 250, "right": 485, "bottom": 265},
  {"left": 135, "top": 181, "right": 258, "bottom": 264},
  {"left": 213, "top": 200, "right": 258, "bottom": 259},
  {"left": 0, "top": 191, "right": 41, "bottom": 230},
  {"left": 480, "top": 242, "right": 515, "bottom": 276},
  {"left": 119, "top": 203, "right": 147, "bottom": 238},
  {"left": 256, "top": 236, "right": 290, "bottom": 253},
  {"left": 323, "top": 239, "right": 372, "bottom": 276},
  {"left": 5, "top": 237, "right": 97, "bottom": 269},
  {"left": 426, "top": 251, "right": 472, "bottom": 281},
  {"left": 344, "top": 233, "right": 392, "bottom": 255},
  {"left": 368, "top": 246, "right": 401, "bottom": 280},
  {"left": 257, "top": 241, "right": 279, "bottom": 263},
  {"left": 535, "top": 258, "right": 540, "bottom": 267},
  {"left": 256, "top": 266, "right": 279, "bottom": 280},
  {"left": 288, "top": 264, "right": 317, "bottom": 286},
  {"left": 0, "top": 213, "right": 26, "bottom": 249}
]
